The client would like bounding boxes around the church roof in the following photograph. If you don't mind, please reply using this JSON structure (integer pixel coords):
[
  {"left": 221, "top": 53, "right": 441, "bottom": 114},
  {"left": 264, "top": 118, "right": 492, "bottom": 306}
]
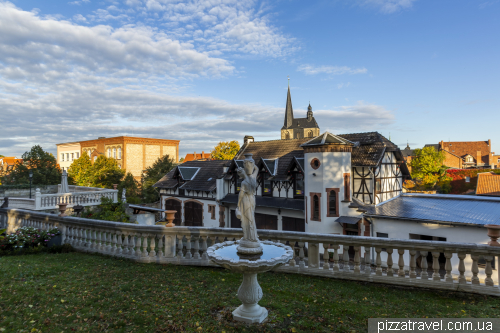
[
  {"left": 283, "top": 85, "right": 294, "bottom": 129},
  {"left": 281, "top": 117, "right": 319, "bottom": 130}
]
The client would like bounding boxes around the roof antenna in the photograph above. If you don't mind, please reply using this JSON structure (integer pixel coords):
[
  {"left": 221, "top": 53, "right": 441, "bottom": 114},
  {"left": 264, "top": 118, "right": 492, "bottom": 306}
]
[{"left": 287, "top": 76, "right": 290, "bottom": 88}]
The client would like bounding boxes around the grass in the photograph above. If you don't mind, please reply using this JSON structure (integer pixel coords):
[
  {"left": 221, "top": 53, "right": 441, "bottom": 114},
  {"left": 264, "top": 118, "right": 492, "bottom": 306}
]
[{"left": 0, "top": 253, "right": 499, "bottom": 333}]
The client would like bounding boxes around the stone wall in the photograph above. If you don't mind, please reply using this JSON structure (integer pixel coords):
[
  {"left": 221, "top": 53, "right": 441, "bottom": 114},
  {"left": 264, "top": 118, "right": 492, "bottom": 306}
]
[{"left": 0, "top": 185, "right": 58, "bottom": 197}]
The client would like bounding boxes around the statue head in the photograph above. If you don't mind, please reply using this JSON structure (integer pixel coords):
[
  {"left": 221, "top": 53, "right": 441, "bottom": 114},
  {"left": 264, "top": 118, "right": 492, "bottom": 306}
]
[{"left": 236, "top": 167, "right": 245, "bottom": 179}]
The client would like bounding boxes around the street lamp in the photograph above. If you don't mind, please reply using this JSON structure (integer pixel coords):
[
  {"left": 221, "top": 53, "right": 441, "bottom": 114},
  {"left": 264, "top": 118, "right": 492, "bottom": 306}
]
[{"left": 29, "top": 170, "right": 33, "bottom": 199}]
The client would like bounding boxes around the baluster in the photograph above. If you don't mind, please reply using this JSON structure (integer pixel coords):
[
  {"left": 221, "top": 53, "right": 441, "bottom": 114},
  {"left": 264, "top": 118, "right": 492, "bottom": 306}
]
[
  {"left": 177, "top": 235, "right": 184, "bottom": 259},
  {"left": 185, "top": 235, "right": 193, "bottom": 259},
  {"left": 353, "top": 246, "right": 361, "bottom": 274},
  {"left": 323, "top": 243, "right": 330, "bottom": 270},
  {"left": 122, "top": 233, "right": 129, "bottom": 256},
  {"left": 149, "top": 235, "right": 156, "bottom": 258},
  {"left": 409, "top": 250, "right": 417, "bottom": 279},
  {"left": 141, "top": 234, "right": 148, "bottom": 257},
  {"left": 81, "top": 228, "right": 87, "bottom": 249},
  {"left": 128, "top": 234, "right": 135, "bottom": 257},
  {"left": 66, "top": 227, "right": 73, "bottom": 246},
  {"left": 342, "top": 244, "right": 350, "bottom": 272},
  {"left": 135, "top": 234, "right": 142, "bottom": 258},
  {"left": 193, "top": 236, "right": 200, "bottom": 260},
  {"left": 386, "top": 248, "right": 394, "bottom": 277},
  {"left": 364, "top": 247, "right": 371, "bottom": 274},
  {"left": 74, "top": 228, "right": 81, "bottom": 248},
  {"left": 398, "top": 249, "right": 405, "bottom": 277},
  {"left": 157, "top": 236, "right": 163, "bottom": 258},
  {"left": 94, "top": 230, "right": 101, "bottom": 253},
  {"left": 201, "top": 236, "right": 208, "bottom": 260},
  {"left": 111, "top": 232, "right": 118, "bottom": 255},
  {"left": 116, "top": 232, "right": 123, "bottom": 256},
  {"left": 485, "top": 256, "right": 494, "bottom": 287},
  {"left": 288, "top": 241, "right": 296, "bottom": 267},
  {"left": 298, "top": 242, "right": 305, "bottom": 268},
  {"left": 375, "top": 247, "right": 382, "bottom": 276},
  {"left": 421, "top": 251, "right": 429, "bottom": 280},
  {"left": 458, "top": 252, "right": 466, "bottom": 284},
  {"left": 87, "top": 229, "right": 94, "bottom": 251},
  {"left": 332, "top": 244, "right": 340, "bottom": 272},
  {"left": 432, "top": 252, "right": 441, "bottom": 281},
  {"left": 445, "top": 251, "right": 453, "bottom": 283},
  {"left": 106, "top": 232, "right": 112, "bottom": 254}
]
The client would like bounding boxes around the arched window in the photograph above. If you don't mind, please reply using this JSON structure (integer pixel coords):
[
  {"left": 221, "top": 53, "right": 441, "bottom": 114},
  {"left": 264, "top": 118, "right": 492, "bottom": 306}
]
[
  {"left": 107, "top": 148, "right": 111, "bottom": 158},
  {"left": 113, "top": 148, "right": 116, "bottom": 159},
  {"left": 329, "top": 190, "right": 336, "bottom": 216},
  {"left": 313, "top": 195, "right": 319, "bottom": 221},
  {"left": 93, "top": 156, "right": 97, "bottom": 162},
  {"left": 118, "top": 147, "right": 122, "bottom": 159},
  {"left": 285, "top": 132, "right": 290, "bottom": 140},
  {"left": 308, "top": 131, "right": 313, "bottom": 138}
]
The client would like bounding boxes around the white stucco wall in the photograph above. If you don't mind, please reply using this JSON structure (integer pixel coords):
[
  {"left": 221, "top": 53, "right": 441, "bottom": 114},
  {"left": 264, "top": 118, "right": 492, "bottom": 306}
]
[
  {"left": 370, "top": 217, "right": 498, "bottom": 283},
  {"left": 160, "top": 195, "right": 220, "bottom": 228}
]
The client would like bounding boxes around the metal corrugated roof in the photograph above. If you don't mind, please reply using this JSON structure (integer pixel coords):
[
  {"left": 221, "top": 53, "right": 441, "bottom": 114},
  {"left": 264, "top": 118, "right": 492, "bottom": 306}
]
[{"left": 365, "top": 194, "right": 500, "bottom": 226}]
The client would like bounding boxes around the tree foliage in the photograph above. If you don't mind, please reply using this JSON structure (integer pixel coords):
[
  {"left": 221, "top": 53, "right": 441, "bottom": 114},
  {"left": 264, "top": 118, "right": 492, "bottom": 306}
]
[
  {"left": 68, "top": 153, "right": 92, "bottom": 186},
  {"left": 410, "top": 146, "right": 448, "bottom": 186},
  {"left": 210, "top": 140, "right": 240, "bottom": 160},
  {"left": 1, "top": 145, "right": 61, "bottom": 185},
  {"left": 141, "top": 154, "right": 175, "bottom": 203},
  {"left": 81, "top": 197, "right": 130, "bottom": 223},
  {"left": 119, "top": 172, "right": 141, "bottom": 204}
]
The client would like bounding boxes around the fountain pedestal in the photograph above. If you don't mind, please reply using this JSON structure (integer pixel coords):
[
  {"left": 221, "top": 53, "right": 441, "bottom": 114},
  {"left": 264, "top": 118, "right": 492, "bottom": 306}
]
[{"left": 207, "top": 240, "right": 293, "bottom": 324}]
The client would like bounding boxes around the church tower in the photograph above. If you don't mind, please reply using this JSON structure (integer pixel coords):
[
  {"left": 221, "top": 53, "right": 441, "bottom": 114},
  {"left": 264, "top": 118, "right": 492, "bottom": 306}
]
[{"left": 281, "top": 83, "right": 320, "bottom": 140}]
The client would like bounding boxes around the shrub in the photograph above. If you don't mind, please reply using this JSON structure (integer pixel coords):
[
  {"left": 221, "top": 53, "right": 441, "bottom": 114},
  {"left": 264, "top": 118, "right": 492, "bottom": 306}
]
[
  {"left": 81, "top": 196, "right": 131, "bottom": 223},
  {"left": 0, "top": 226, "right": 61, "bottom": 253}
]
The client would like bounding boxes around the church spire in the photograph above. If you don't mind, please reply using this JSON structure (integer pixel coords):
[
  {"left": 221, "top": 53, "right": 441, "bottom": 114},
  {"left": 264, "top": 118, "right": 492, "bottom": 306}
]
[{"left": 284, "top": 82, "right": 294, "bottom": 128}]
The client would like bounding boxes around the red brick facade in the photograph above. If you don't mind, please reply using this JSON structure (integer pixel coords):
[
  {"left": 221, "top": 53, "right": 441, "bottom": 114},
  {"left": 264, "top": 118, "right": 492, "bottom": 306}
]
[{"left": 439, "top": 140, "right": 493, "bottom": 167}]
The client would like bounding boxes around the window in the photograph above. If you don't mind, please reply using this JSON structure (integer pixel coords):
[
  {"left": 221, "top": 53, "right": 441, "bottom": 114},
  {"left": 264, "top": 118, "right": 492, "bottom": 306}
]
[
  {"left": 235, "top": 176, "right": 242, "bottom": 194},
  {"left": 377, "top": 232, "right": 389, "bottom": 238},
  {"left": 262, "top": 174, "right": 272, "bottom": 196},
  {"left": 465, "top": 176, "right": 470, "bottom": 183},
  {"left": 343, "top": 173, "right": 351, "bottom": 201},
  {"left": 113, "top": 148, "right": 116, "bottom": 159},
  {"left": 326, "top": 188, "right": 339, "bottom": 217},
  {"left": 308, "top": 131, "right": 313, "bottom": 138},
  {"left": 294, "top": 173, "right": 304, "bottom": 198},
  {"left": 71, "top": 153, "right": 74, "bottom": 161},
  {"left": 375, "top": 179, "right": 381, "bottom": 193},
  {"left": 66, "top": 153, "right": 69, "bottom": 161},
  {"left": 118, "top": 164, "right": 121, "bottom": 168},
  {"left": 208, "top": 205, "right": 216, "bottom": 220},
  {"left": 61, "top": 153, "right": 64, "bottom": 162},
  {"left": 76, "top": 152, "right": 79, "bottom": 159},
  {"left": 118, "top": 147, "right": 122, "bottom": 159},
  {"left": 310, "top": 158, "right": 321, "bottom": 170},
  {"left": 107, "top": 148, "right": 111, "bottom": 158},
  {"left": 310, "top": 192, "right": 321, "bottom": 221}
]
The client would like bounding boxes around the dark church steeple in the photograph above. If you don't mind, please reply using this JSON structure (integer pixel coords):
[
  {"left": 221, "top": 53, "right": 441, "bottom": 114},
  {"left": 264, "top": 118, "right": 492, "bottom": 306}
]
[
  {"left": 283, "top": 84, "right": 294, "bottom": 129},
  {"left": 307, "top": 103, "right": 313, "bottom": 121}
]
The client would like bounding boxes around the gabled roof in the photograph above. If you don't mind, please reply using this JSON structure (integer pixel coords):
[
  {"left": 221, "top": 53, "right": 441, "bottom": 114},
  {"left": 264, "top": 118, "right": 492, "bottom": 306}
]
[
  {"left": 285, "top": 156, "right": 305, "bottom": 174},
  {"left": 154, "top": 160, "right": 228, "bottom": 191},
  {"left": 301, "top": 132, "right": 354, "bottom": 147},
  {"left": 183, "top": 152, "right": 211, "bottom": 162},
  {"left": 284, "top": 117, "right": 319, "bottom": 130},
  {"left": 476, "top": 172, "right": 500, "bottom": 197}
]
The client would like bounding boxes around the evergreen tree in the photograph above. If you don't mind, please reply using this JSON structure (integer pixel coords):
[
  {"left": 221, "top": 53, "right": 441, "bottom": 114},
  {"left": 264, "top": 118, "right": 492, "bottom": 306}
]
[
  {"left": 141, "top": 154, "right": 175, "bottom": 203},
  {"left": 2, "top": 145, "right": 61, "bottom": 185}
]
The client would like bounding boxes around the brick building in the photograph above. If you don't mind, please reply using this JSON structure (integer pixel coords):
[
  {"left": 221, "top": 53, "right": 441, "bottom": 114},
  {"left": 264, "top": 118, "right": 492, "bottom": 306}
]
[
  {"left": 0, "top": 157, "right": 23, "bottom": 173},
  {"left": 183, "top": 151, "right": 211, "bottom": 162},
  {"left": 437, "top": 140, "right": 494, "bottom": 168},
  {"left": 57, "top": 136, "right": 180, "bottom": 180}
]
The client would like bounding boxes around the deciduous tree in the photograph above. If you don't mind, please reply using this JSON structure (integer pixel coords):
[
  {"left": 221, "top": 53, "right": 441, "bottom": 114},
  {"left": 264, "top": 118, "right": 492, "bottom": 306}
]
[
  {"left": 410, "top": 146, "right": 448, "bottom": 186},
  {"left": 68, "top": 153, "right": 92, "bottom": 186},
  {"left": 141, "top": 154, "right": 175, "bottom": 203},
  {"left": 210, "top": 140, "right": 240, "bottom": 160}
]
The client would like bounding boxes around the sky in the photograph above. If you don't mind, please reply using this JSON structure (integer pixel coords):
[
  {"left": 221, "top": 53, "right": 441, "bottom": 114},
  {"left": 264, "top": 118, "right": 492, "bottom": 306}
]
[{"left": 0, "top": 0, "right": 499, "bottom": 159}]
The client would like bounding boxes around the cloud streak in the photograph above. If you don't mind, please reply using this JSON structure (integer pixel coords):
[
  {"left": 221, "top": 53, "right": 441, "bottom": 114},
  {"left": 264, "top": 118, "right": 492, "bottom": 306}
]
[{"left": 297, "top": 64, "right": 367, "bottom": 76}]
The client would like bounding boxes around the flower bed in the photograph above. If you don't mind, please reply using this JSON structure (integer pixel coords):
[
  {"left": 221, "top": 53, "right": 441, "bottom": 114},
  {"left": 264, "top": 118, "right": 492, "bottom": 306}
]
[{"left": 0, "top": 226, "right": 61, "bottom": 253}]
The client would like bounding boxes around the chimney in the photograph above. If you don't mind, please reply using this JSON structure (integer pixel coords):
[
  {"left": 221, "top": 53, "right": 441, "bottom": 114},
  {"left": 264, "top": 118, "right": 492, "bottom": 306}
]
[
  {"left": 440, "top": 140, "right": 443, "bottom": 150},
  {"left": 194, "top": 151, "right": 196, "bottom": 160},
  {"left": 244, "top": 135, "right": 255, "bottom": 145},
  {"left": 477, "top": 151, "right": 482, "bottom": 165}
]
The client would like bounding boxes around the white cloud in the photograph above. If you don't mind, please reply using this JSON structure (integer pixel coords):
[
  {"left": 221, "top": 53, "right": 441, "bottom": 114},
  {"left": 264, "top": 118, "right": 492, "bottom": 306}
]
[
  {"left": 69, "top": 0, "right": 90, "bottom": 5},
  {"left": 297, "top": 64, "right": 367, "bottom": 76},
  {"left": 361, "top": 0, "right": 417, "bottom": 14},
  {"left": 337, "top": 82, "right": 351, "bottom": 89},
  {"left": 72, "top": 14, "right": 87, "bottom": 23}
]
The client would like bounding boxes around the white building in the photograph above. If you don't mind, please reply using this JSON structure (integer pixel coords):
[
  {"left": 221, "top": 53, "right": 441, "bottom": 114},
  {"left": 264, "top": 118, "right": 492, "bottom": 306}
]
[{"left": 56, "top": 141, "right": 81, "bottom": 171}]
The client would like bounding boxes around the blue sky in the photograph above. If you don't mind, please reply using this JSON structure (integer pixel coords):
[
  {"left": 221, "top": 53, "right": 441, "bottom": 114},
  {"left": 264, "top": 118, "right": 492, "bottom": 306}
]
[{"left": 0, "top": 0, "right": 499, "bottom": 159}]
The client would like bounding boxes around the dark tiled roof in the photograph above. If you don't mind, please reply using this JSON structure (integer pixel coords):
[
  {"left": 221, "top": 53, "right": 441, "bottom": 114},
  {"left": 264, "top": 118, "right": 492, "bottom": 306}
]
[
  {"left": 221, "top": 193, "right": 304, "bottom": 211},
  {"left": 364, "top": 193, "right": 500, "bottom": 226},
  {"left": 335, "top": 216, "right": 362, "bottom": 224},
  {"left": 154, "top": 160, "right": 228, "bottom": 191},
  {"left": 424, "top": 144, "right": 440, "bottom": 151},
  {"left": 235, "top": 132, "right": 407, "bottom": 180},
  {"left": 401, "top": 148, "right": 414, "bottom": 157},
  {"left": 282, "top": 117, "right": 319, "bottom": 130}
]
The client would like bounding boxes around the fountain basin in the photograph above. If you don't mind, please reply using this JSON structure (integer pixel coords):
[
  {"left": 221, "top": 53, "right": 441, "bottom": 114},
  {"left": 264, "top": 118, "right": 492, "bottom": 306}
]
[{"left": 207, "top": 240, "right": 293, "bottom": 324}]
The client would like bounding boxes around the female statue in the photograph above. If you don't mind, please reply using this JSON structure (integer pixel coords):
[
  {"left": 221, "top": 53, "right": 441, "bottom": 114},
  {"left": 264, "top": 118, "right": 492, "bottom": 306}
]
[{"left": 235, "top": 154, "right": 262, "bottom": 253}]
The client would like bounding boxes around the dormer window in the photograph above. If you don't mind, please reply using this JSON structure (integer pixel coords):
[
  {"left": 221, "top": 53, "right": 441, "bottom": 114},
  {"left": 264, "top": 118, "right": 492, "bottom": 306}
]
[
  {"left": 262, "top": 173, "right": 272, "bottom": 196},
  {"left": 293, "top": 173, "right": 304, "bottom": 198}
]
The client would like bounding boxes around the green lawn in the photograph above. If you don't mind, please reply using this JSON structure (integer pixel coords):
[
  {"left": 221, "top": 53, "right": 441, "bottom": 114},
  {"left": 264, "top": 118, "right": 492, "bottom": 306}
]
[{"left": 0, "top": 252, "right": 499, "bottom": 333}]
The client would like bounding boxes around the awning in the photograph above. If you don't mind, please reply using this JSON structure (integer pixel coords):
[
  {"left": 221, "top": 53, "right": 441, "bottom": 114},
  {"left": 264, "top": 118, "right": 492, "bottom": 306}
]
[{"left": 335, "top": 216, "right": 361, "bottom": 224}]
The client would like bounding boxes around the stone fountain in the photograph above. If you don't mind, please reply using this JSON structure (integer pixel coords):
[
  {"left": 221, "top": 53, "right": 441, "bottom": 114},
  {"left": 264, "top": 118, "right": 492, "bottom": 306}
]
[{"left": 207, "top": 154, "right": 293, "bottom": 324}]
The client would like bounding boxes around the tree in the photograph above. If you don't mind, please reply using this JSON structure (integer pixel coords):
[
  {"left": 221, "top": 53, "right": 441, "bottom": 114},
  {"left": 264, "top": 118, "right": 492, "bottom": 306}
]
[
  {"left": 119, "top": 172, "right": 141, "bottom": 204},
  {"left": 410, "top": 146, "right": 448, "bottom": 186},
  {"left": 2, "top": 145, "right": 61, "bottom": 185},
  {"left": 89, "top": 155, "right": 125, "bottom": 189},
  {"left": 210, "top": 140, "right": 240, "bottom": 160},
  {"left": 179, "top": 157, "right": 184, "bottom": 163},
  {"left": 68, "top": 153, "right": 92, "bottom": 186},
  {"left": 141, "top": 154, "right": 175, "bottom": 203}
]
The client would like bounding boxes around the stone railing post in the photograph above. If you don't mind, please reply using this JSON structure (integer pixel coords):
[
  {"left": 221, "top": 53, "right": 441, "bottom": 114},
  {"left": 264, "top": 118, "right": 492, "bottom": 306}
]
[
  {"left": 308, "top": 242, "right": 320, "bottom": 269},
  {"left": 34, "top": 188, "right": 41, "bottom": 210}
]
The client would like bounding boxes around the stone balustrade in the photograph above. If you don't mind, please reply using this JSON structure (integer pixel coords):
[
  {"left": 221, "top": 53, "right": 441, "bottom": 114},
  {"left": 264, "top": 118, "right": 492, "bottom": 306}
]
[
  {"left": 1, "top": 207, "right": 499, "bottom": 296},
  {"left": 37, "top": 189, "right": 117, "bottom": 210}
]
